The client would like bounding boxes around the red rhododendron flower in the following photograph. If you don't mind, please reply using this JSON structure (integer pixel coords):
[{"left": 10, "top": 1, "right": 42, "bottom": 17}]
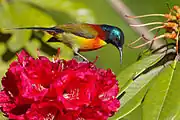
[{"left": 0, "top": 50, "right": 120, "bottom": 120}]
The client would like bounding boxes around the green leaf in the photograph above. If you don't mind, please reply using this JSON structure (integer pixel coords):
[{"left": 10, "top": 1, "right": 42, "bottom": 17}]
[
  {"left": 142, "top": 60, "right": 180, "bottom": 120},
  {"left": 0, "top": 60, "right": 8, "bottom": 88},
  {"left": 23, "top": 0, "right": 95, "bottom": 23},
  {"left": 0, "top": 42, "right": 6, "bottom": 56},
  {"left": 42, "top": 34, "right": 74, "bottom": 60},
  {"left": 0, "top": 1, "right": 56, "bottom": 51},
  {"left": 109, "top": 66, "right": 163, "bottom": 120},
  {"left": 0, "top": 112, "right": 7, "bottom": 120},
  {"left": 122, "top": 105, "right": 143, "bottom": 120},
  {"left": 25, "top": 38, "right": 41, "bottom": 57},
  {"left": 174, "top": 110, "right": 180, "bottom": 120},
  {"left": 7, "top": 30, "right": 31, "bottom": 51},
  {"left": 0, "top": 1, "right": 56, "bottom": 28},
  {"left": 25, "top": 38, "right": 50, "bottom": 58},
  {"left": 117, "top": 53, "right": 164, "bottom": 93}
]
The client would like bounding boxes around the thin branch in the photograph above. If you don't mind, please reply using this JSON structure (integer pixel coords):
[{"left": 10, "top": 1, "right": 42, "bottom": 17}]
[{"left": 108, "top": 0, "right": 165, "bottom": 50}]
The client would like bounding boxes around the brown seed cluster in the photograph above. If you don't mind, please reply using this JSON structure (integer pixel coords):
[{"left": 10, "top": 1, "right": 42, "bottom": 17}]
[{"left": 127, "top": 5, "right": 180, "bottom": 53}]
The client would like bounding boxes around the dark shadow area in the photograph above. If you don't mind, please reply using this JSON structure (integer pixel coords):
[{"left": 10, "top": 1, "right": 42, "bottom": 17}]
[
  {"left": 31, "top": 31, "right": 57, "bottom": 56},
  {"left": 0, "top": 32, "right": 11, "bottom": 43},
  {"left": 2, "top": 49, "right": 16, "bottom": 61}
]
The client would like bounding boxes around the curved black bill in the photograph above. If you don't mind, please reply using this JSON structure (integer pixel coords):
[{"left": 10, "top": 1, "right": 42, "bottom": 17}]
[{"left": 118, "top": 47, "right": 123, "bottom": 64}]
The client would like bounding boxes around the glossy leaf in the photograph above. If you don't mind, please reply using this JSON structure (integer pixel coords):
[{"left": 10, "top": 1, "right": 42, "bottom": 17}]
[
  {"left": 122, "top": 105, "right": 142, "bottom": 120},
  {"left": 1, "top": 1, "right": 56, "bottom": 51},
  {"left": 0, "top": 42, "right": 6, "bottom": 56},
  {"left": 25, "top": 38, "right": 41, "bottom": 57},
  {"left": 23, "top": 0, "right": 95, "bottom": 23},
  {"left": 42, "top": 34, "right": 73, "bottom": 60},
  {"left": 117, "top": 53, "right": 164, "bottom": 93},
  {"left": 142, "top": 60, "right": 180, "bottom": 120},
  {"left": 7, "top": 30, "right": 31, "bottom": 51},
  {"left": 1, "top": 1, "right": 55, "bottom": 27},
  {"left": 0, "top": 60, "right": 8, "bottom": 86},
  {"left": 0, "top": 112, "right": 7, "bottom": 120},
  {"left": 110, "top": 66, "right": 164, "bottom": 120}
]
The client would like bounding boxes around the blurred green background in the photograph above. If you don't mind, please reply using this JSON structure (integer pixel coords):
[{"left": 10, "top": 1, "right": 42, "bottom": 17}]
[{"left": 0, "top": 0, "right": 179, "bottom": 80}]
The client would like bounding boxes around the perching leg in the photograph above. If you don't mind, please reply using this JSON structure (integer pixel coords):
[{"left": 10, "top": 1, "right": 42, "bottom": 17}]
[{"left": 74, "top": 51, "right": 89, "bottom": 62}]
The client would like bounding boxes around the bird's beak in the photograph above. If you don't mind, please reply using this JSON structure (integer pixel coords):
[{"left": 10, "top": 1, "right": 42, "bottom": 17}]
[
  {"left": 110, "top": 39, "right": 124, "bottom": 64},
  {"left": 117, "top": 46, "right": 123, "bottom": 64}
]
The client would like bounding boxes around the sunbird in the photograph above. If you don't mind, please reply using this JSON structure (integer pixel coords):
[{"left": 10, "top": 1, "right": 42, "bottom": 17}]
[{"left": 15, "top": 23, "right": 125, "bottom": 63}]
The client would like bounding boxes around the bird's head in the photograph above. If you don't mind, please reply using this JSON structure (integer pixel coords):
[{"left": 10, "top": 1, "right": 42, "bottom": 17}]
[{"left": 100, "top": 24, "right": 124, "bottom": 63}]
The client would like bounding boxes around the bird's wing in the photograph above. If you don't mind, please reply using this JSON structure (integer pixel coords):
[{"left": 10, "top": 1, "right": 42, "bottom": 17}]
[
  {"left": 55, "top": 23, "right": 104, "bottom": 39},
  {"left": 11, "top": 23, "right": 105, "bottom": 39}
]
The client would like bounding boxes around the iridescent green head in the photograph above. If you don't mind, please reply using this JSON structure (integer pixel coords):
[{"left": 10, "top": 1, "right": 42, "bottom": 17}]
[{"left": 100, "top": 24, "right": 124, "bottom": 63}]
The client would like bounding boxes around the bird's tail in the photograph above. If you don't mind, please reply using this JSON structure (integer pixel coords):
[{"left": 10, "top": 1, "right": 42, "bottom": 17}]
[{"left": 6, "top": 27, "right": 64, "bottom": 33}]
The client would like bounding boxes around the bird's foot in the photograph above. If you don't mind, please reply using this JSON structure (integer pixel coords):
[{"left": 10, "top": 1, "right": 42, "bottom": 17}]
[{"left": 74, "top": 52, "right": 89, "bottom": 62}]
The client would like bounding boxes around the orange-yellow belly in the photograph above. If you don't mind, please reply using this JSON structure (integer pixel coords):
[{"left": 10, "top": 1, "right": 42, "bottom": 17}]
[{"left": 78, "top": 37, "right": 107, "bottom": 51}]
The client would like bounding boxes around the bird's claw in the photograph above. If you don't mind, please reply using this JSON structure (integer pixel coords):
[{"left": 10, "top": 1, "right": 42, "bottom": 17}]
[{"left": 74, "top": 52, "right": 89, "bottom": 62}]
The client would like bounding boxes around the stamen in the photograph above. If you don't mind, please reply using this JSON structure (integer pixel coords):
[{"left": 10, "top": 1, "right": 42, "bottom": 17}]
[
  {"left": 36, "top": 48, "right": 40, "bottom": 57},
  {"left": 128, "top": 26, "right": 163, "bottom": 46},
  {"left": 125, "top": 14, "right": 165, "bottom": 19},
  {"left": 132, "top": 34, "right": 165, "bottom": 48},
  {"left": 53, "top": 48, "right": 61, "bottom": 62},
  {"left": 128, "top": 36, "right": 143, "bottom": 46},
  {"left": 175, "top": 31, "right": 179, "bottom": 54},
  {"left": 142, "top": 34, "right": 149, "bottom": 41},
  {"left": 130, "top": 22, "right": 164, "bottom": 27},
  {"left": 149, "top": 26, "right": 164, "bottom": 31},
  {"left": 92, "top": 56, "right": 99, "bottom": 64},
  {"left": 56, "top": 48, "right": 61, "bottom": 58}
]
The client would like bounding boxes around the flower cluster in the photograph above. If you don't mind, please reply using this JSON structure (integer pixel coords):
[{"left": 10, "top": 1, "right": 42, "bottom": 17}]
[
  {"left": 128, "top": 5, "right": 180, "bottom": 53},
  {"left": 0, "top": 50, "right": 120, "bottom": 120}
]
